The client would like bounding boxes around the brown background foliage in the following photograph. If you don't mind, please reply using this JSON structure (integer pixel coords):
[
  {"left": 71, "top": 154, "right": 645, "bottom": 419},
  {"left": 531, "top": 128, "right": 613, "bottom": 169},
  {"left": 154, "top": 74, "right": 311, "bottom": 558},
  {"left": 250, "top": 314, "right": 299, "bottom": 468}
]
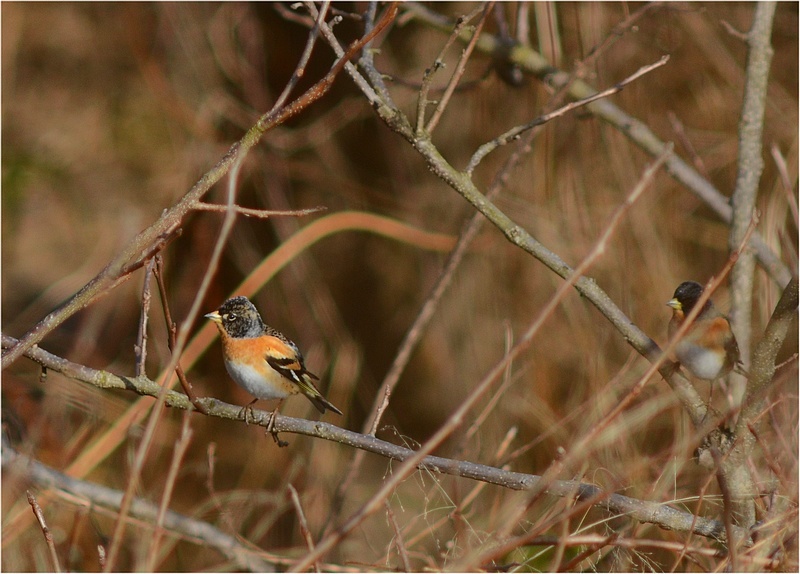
[{"left": 2, "top": 3, "right": 797, "bottom": 571}]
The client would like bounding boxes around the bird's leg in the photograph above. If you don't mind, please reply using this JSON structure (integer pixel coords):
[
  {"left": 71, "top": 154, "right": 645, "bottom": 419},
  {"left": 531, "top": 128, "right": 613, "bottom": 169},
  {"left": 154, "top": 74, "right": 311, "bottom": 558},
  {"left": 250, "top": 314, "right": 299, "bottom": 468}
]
[
  {"left": 266, "top": 400, "right": 289, "bottom": 447},
  {"left": 238, "top": 398, "right": 259, "bottom": 425}
]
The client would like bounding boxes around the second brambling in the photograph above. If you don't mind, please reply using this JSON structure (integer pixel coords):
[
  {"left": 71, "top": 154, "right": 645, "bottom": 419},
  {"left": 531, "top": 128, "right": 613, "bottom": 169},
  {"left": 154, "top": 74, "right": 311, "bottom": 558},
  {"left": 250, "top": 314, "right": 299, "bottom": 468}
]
[
  {"left": 205, "top": 296, "right": 342, "bottom": 445},
  {"left": 666, "top": 281, "right": 746, "bottom": 381}
]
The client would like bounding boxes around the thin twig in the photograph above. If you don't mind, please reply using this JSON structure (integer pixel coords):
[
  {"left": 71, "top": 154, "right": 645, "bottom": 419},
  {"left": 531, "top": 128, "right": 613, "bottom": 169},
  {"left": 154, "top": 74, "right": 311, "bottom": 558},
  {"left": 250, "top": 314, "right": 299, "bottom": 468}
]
[
  {"left": 721, "top": 19, "right": 750, "bottom": 42},
  {"left": 272, "top": 1, "right": 330, "bottom": 111},
  {"left": 769, "top": 143, "right": 799, "bottom": 227},
  {"left": 360, "top": 1, "right": 396, "bottom": 106},
  {"left": 134, "top": 258, "right": 156, "bottom": 377},
  {"left": 146, "top": 413, "right": 194, "bottom": 571},
  {"left": 581, "top": 3, "right": 662, "bottom": 67},
  {"left": 668, "top": 110, "right": 709, "bottom": 179},
  {"left": 27, "top": 491, "right": 62, "bottom": 572},
  {"left": 204, "top": 443, "right": 242, "bottom": 539},
  {"left": 385, "top": 500, "right": 412, "bottom": 572},
  {"left": 153, "top": 255, "right": 206, "bottom": 413},
  {"left": 193, "top": 202, "right": 327, "bottom": 218},
  {"left": 415, "top": 6, "right": 483, "bottom": 135},
  {"left": 272, "top": 3, "right": 315, "bottom": 28},
  {"left": 304, "top": 3, "right": 383, "bottom": 106},
  {"left": 288, "top": 484, "right": 320, "bottom": 573},
  {"left": 465, "top": 322, "right": 516, "bottom": 441}
]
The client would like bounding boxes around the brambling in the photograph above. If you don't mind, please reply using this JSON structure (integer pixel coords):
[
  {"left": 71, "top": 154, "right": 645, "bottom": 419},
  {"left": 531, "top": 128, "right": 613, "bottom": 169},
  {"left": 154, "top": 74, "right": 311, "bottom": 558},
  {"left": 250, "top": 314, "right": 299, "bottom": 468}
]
[
  {"left": 666, "top": 281, "right": 746, "bottom": 381},
  {"left": 205, "top": 296, "right": 342, "bottom": 445}
]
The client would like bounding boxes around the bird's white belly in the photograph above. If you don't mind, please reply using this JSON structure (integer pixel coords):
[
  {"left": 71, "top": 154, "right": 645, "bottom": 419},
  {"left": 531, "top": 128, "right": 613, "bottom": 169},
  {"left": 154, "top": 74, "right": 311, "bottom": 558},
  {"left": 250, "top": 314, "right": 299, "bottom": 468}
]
[
  {"left": 224, "top": 360, "right": 292, "bottom": 400},
  {"left": 675, "top": 341, "right": 725, "bottom": 380}
]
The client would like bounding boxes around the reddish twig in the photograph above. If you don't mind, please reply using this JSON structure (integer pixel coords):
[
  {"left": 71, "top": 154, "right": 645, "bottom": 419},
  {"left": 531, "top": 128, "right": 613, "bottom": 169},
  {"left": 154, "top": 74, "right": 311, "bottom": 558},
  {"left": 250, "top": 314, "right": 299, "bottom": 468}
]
[{"left": 152, "top": 256, "right": 206, "bottom": 413}]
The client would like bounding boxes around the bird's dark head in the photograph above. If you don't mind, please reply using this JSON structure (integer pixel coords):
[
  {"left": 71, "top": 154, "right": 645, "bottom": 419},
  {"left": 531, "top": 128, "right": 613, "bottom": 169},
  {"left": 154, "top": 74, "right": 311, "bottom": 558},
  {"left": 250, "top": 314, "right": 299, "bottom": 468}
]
[
  {"left": 205, "top": 296, "right": 265, "bottom": 338},
  {"left": 667, "top": 281, "right": 709, "bottom": 315}
]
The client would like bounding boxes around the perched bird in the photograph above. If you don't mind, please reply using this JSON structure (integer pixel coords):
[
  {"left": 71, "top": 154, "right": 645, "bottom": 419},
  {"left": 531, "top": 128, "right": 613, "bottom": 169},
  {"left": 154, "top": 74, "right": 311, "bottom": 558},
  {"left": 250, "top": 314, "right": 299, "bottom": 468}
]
[
  {"left": 666, "top": 281, "right": 746, "bottom": 381},
  {"left": 205, "top": 296, "right": 342, "bottom": 444}
]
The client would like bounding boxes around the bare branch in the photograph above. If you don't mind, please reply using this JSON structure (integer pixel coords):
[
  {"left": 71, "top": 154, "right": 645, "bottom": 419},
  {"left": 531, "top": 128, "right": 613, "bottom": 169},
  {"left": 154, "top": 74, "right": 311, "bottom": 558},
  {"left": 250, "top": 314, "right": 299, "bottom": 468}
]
[{"left": 152, "top": 256, "right": 206, "bottom": 413}]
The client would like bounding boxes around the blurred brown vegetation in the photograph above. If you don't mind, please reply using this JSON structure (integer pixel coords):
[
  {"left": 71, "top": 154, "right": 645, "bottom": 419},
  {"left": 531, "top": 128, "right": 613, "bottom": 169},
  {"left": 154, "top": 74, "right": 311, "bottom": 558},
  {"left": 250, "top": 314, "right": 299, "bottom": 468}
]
[{"left": 2, "top": 2, "right": 797, "bottom": 571}]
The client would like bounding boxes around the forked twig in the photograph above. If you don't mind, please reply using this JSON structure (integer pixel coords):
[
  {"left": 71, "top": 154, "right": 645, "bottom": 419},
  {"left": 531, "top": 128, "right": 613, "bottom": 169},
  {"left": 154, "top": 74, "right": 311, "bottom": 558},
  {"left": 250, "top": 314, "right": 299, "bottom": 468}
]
[
  {"left": 415, "top": 5, "right": 485, "bottom": 135},
  {"left": 424, "top": 2, "right": 493, "bottom": 134}
]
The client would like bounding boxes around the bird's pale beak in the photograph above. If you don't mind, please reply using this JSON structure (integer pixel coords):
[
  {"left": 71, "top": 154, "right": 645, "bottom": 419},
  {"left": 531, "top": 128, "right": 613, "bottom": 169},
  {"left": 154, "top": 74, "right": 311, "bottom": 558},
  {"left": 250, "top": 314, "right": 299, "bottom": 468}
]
[
  {"left": 666, "top": 298, "right": 681, "bottom": 311},
  {"left": 205, "top": 311, "right": 222, "bottom": 323}
]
